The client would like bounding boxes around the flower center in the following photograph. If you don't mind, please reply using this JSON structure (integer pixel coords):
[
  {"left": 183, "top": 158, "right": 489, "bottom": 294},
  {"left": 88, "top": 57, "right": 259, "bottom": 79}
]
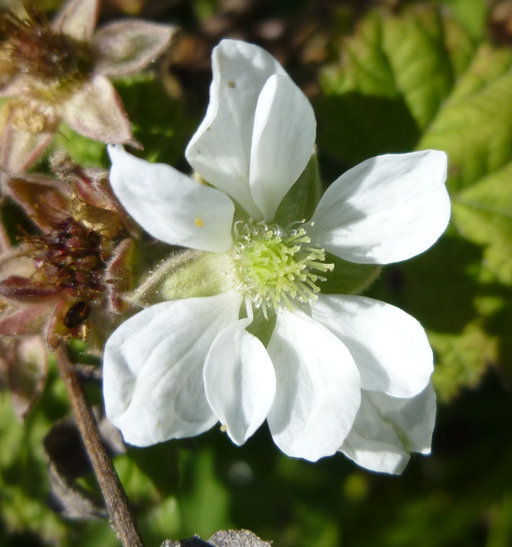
[{"left": 231, "top": 219, "right": 333, "bottom": 316}]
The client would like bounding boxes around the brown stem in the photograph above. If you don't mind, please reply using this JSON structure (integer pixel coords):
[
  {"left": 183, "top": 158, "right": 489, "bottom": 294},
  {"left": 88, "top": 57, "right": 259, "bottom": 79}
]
[{"left": 55, "top": 344, "right": 144, "bottom": 547}]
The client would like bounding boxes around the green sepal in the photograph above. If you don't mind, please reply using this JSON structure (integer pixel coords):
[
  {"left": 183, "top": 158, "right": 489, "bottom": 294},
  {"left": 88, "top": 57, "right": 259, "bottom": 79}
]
[
  {"left": 246, "top": 307, "right": 277, "bottom": 347},
  {"left": 321, "top": 253, "right": 382, "bottom": 296},
  {"left": 274, "top": 151, "right": 323, "bottom": 226},
  {"left": 126, "top": 249, "right": 233, "bottom": 307}
]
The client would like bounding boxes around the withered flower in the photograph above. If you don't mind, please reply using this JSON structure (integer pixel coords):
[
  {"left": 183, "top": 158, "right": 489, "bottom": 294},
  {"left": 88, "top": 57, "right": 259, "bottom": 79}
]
[
  {"left": 0, "top": 0, "right": 176, "bottom": 172},
  {"left": 0, "top": 152, "right": 138, "bottom": 351}
]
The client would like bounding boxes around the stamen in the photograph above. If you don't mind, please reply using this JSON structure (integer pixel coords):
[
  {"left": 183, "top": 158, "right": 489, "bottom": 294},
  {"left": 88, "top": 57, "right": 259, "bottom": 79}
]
[{"left": 231, "top": 219, "right": 333, "bottom": 314}]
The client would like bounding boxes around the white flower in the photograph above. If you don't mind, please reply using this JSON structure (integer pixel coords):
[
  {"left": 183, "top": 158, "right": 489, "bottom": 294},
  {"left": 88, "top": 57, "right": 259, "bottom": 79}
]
[{"left": 103, "top": 39, "right": 449, "bottom": 474}]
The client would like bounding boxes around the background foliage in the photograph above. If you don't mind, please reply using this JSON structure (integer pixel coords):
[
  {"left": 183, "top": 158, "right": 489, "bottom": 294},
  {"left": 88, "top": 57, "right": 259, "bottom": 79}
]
[{"left": 1, "top": 0, "right": 512, "bottom": 545}]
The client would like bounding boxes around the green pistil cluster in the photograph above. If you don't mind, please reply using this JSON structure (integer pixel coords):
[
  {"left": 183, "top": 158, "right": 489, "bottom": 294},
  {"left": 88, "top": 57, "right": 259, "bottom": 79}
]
[{"left": 231, "top": 219, "right": 333, "bottom": 316}]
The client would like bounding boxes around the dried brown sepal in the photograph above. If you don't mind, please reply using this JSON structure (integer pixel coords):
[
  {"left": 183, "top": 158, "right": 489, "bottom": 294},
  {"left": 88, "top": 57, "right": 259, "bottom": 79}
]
[
  {"left": 7, "top": 173, "right": 72, "bottom": 230},
  {"left": 104, "top": 237, "right": 135, "bottom": 314},
  {"left": 0, "top": 275, "right": 63, "bottom": 299}
]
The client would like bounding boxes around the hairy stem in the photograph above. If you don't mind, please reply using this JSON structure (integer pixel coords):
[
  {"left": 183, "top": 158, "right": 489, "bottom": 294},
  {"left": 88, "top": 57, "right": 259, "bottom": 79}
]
[{"left": 55, "top": 344, "right": 144, "bottom": 547}]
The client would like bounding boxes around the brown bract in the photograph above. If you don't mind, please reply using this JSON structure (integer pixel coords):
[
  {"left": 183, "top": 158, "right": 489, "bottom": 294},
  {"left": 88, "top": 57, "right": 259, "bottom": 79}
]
[{"left": 0, "top": 0, "right": 177, "bottom": 173}]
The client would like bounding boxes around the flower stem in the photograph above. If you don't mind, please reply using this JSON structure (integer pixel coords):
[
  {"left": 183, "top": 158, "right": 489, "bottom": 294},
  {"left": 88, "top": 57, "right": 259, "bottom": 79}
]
[{"left": 55, "top": 344, "right": 144, "bottom": 547}]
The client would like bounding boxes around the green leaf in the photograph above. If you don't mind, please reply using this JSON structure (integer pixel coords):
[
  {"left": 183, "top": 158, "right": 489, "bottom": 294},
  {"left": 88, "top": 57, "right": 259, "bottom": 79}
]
[
  {"left": 179, "top": 446, "right": 232, "bottom": 538},
  {"left": 417, "top": 42, "right": 512, "bottom": 391},
  {"left": 0, "top": 367, "right": 69, "bottom": 543},
  {"left": 114, "top": 73, "right": 196, "bottom": 165},
  {"left": 318, "top": 3, "right": 512, "bottom": 399},
  {"left": 52, "top": 124, "right": 107, "bottom": 168},
  {"left": 451, "top": 162, "right": 512, "bottom": 286},
  {"left": 441, "top": 0, "right": 488, "bottom": 39},
  {"left": 317, "top": 6, "right": 476, "bottom": 164},
  {"left": 419, "top": 44, "right": 512, "bottom": 192}
]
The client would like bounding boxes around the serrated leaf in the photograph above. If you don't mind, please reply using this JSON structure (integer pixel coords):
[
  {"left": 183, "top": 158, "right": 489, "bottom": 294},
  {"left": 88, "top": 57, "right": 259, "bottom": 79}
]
[
  {"left": 451, "top": 162, "right": 512, "bottom": 286},
  {"left": 417, "top": 44, "right": 512, "bottom": 389},
  {"left": 419, "top": 45, "right": 512, "bottom": 192},
  {"left": 317, "top": 6, "right": 476, "bottom": 164},
  {"left": 318, "top": 3, "right": 512, "bottom": 398}
]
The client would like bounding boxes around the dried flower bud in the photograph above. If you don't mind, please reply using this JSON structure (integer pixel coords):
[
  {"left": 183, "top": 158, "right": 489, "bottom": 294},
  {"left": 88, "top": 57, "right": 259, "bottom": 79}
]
[
  {"left": 0, "top": 154, "right": 139, "bottom": 347},
  {"left": 0, "top": 10, "right": 93, "bottom": 97}
]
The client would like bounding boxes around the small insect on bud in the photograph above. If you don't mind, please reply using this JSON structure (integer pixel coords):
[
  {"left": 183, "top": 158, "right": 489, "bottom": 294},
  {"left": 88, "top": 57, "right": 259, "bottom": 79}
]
[{"left": 63, "top": 301, "right": 90, "bottom": 329}]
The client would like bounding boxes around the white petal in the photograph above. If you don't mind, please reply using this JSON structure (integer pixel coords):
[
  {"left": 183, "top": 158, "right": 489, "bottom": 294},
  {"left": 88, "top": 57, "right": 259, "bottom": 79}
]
[
  {"left": 186, "top": 39, "right": 288, "bottom": 218},
  {"left": 267, "top": 309, "right": 361, "bottom": 461},
  {"left": 309, "top": 150, "right": 450, "bottom": 264},
  {"left": 311, "top": 295, "right": 433, "bottom": 398},
  {"left": 103, "top": 291, "right": 242, "bottom": 446},
  {"left": 108, "top": 145, "right": 234, "bottom": 252},
  {"left": 341, "top": 384, "right": 436, "bottom": 474},
  {"left": 250, "top": 74, "right": 316, "bottom": 221},
  {"left": 204, "top": 319, "right": 276, "bottom": 445}
]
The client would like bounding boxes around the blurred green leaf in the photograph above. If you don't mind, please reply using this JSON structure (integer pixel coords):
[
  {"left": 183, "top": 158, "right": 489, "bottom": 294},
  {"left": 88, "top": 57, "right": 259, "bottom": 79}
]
[
  {"left": 0, "top": 367, "right": 69, "bottom": 544},
  {"left": 179, "top": 445, "right": 233, "bottom": 538},
  {"left": 52, "top": 124, "right": 107, "bottom": 168},
  {"left": 114, "top": 73, "right": 196, "bottom": 165},
  {"left": 441, "top": 0, "right": 488, "bottom": 39}
]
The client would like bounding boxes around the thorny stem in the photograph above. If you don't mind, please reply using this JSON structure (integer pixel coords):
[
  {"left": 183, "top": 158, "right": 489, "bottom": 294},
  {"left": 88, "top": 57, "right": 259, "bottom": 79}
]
[{"left": 55, "top": 345, "right": 144, "bottom": 547}]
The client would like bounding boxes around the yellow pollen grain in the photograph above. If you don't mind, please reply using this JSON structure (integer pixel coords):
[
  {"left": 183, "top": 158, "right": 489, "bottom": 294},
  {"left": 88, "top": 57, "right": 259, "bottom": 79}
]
[{"left": 195, "top": 217, "right": 204, "bottom": 228}]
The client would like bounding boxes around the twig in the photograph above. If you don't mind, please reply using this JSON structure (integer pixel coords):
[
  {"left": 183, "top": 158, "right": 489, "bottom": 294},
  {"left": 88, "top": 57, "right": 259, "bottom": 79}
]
[{"left": 55, "top": 344, "right": 144, "bottom": 547}]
